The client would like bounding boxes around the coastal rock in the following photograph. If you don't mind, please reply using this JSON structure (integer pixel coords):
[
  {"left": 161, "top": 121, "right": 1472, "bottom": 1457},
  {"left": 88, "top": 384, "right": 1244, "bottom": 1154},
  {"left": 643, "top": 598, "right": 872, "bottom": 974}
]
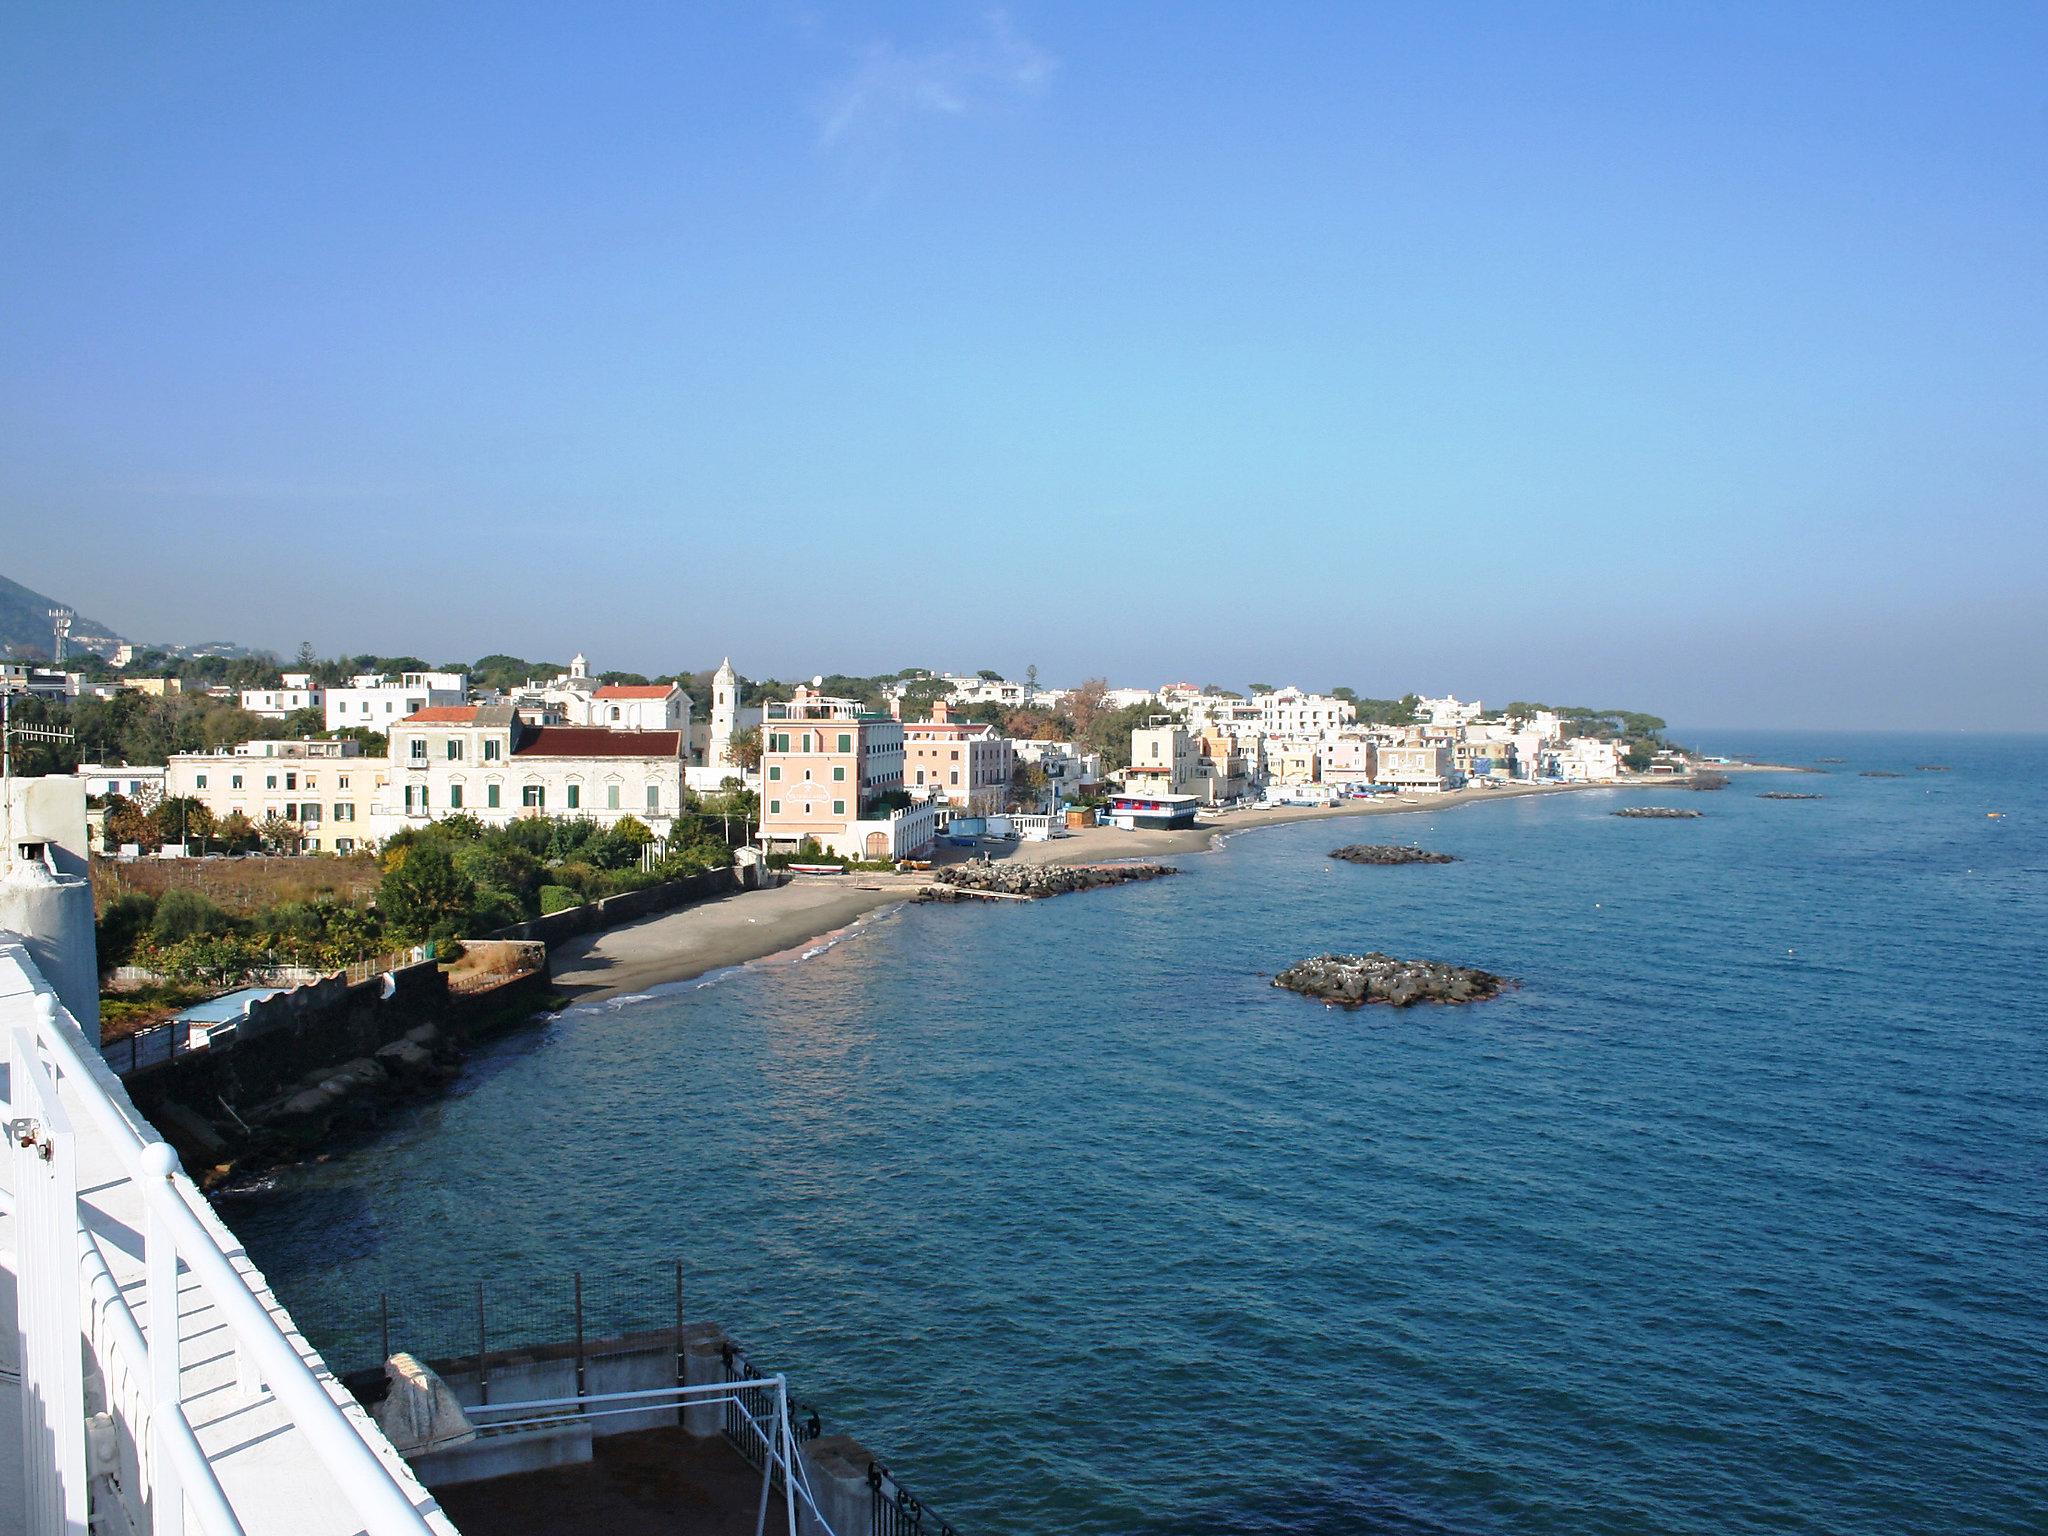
[
  {"left": 1613, "top": 807, "right": 1702, "bottom": 819},
  {"left": 1329, "top": 844, "right": 1457, "bottom": 866},
  {"left": 1686, "top": 771, "right": 1731, "bottom": 791},
  {"left": 1274, "top": 953, "right": 1511, "bottom": 1009},
  {"left": 1915, "top": 764, "right": 1950, "bottom": 772},
  {"left": 1860, "top": 770, "right": 1902, "bottom": 778},
  {"left": 1758, "top": 792, "right": 1824, "bottom": 800},
  {"left": 921, "top": 862, "right": 1176, "bottom": 901}
]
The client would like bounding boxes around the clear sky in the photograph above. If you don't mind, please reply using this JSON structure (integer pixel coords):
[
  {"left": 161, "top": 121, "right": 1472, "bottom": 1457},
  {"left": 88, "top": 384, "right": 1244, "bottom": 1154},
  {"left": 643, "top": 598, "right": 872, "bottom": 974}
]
[{"left": 4, "top": 3, "right": 2043, "bottom": 729}]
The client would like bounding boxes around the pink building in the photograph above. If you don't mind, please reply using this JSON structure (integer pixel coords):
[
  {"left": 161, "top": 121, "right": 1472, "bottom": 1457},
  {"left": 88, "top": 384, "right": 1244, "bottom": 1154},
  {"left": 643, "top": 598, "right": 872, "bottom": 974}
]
[{"left": 902, "top": 702, "right": 1015, "bottom": 816}]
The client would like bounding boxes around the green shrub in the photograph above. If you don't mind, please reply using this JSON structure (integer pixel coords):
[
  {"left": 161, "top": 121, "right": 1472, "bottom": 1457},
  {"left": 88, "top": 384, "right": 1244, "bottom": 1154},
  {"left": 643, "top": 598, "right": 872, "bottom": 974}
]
[
  {"left": 151, "top": 889, "right": 231, "bottom": 944},
  {"left": 540, "top": 885, "right": 581, "bottom": 915}
]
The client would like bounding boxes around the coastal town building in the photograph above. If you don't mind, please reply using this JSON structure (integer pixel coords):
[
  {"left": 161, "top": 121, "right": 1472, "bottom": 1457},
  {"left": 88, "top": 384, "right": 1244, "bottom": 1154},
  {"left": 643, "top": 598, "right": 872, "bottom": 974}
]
[
  {"left": 1540, "top": 737, "right": 1623, "bottom": 783},
  {"left": 1377, "top": 741, "right": 1456, "bottom": 792},
  {"left": 384, "top": 704, "right": 688, "bottom": 834},
  {"left": 77, "top": 762, "right": 168, "bottom": 801},
  {"left": 1122, "top": 721, "right": 1199, "bottom": 799},
  {"left": 1321, "top": 737, "right": 1378, "bottom": 786},
  {"left": 1419, "top": 694, "right": 1484, "bottom": 726},
  {"left": 902, "top": 702, "right": 1016, "bottom": 816},
  {"left": 1013, "top": 739, "right": 1103, "bottom": 803},
  {"left": 1191, "top": 729, "right": 1253, "bottom": 803},
  {"left": 238, "top": 673, "right": 324, "bottom": 719},
  {"left": 164, "top": 739, "right": 385, "bottom": 853},
  {"left": 571, "top": 681, "right": 690, "bottom": 733},
  {"left": 1269, "top": 740, "right": 1323, "bottom": 786},
  {"left": 759, "top": 685, "right": 932, "bottom": 860},
  {"left": 1255, "top": 687, "right": 1355, "bottom": 738},
  {"left": 686, "top": 657, "right": 764, "bottom": 791},
  {"left": 119, "top": 676, "right": 186, "bottom": 698},
  {"left": 322, "top": 669, "right": 467, "bottom": 732},
  {"left": 0, "top": 663, "right": 85, "bottom": 698}
]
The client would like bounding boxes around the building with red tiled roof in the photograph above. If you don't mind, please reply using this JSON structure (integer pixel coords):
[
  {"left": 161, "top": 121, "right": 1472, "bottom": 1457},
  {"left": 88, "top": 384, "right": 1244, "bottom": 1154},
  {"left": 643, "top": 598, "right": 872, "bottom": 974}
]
[{"left": 384, "top": 704, "right": 688, "bottom": 835}]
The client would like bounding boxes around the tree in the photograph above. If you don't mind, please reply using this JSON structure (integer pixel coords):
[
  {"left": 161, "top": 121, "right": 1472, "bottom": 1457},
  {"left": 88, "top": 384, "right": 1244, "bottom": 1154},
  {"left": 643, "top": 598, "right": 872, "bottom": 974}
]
[
  {"left": 216, "top": 811, "right": 260, "bottom": 853},
  {"left": 728, "top": 726, "right": 763, "bottom": 772},
  {"left": 1249, "top": 682, "right": 1276, "bottom": 694},
  {"left": 102, "top": 793, "right": 160, "bottom": 853},
  {"left": 976, "top": 668, "right": 1003, "bottom": 682},
  {"left": 296, "top": 641, "right": 316, "bottom": 670},
  {"left": 379, "top": 840, "right": 478, "bottom": 944},
  {"left": 1010, "top": 761, "right": 1051, "bottom": 811},
  {"left": 157, "top": 797, "right": 215, "bottom": 851},
  {"left": 258, "top": 813, "right": 305, "bottom": 855}
]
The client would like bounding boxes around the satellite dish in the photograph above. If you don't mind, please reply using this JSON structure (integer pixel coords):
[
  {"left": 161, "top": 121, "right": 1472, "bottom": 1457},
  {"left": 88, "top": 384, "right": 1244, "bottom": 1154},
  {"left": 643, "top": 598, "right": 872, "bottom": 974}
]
[{"left": 812, "top": 675, "right": 824, "bottom": 688}]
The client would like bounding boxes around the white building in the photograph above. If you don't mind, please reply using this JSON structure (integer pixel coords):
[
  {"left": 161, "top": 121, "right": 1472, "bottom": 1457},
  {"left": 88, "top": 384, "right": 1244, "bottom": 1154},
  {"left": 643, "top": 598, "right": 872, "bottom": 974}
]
[
  {"left": 1419, "top": 694, "right": 1484, "bottom": 726},
  {"left": 322, "top": 670, "right": 467, "bottom": 732},
  {"left": 1255, "top": 687, "right": 1356, "bottom": 738},
  {"left": 1014, "top": 739, "right": 1102, "bottom": 801},
  {"left": 76, "top": 763, "right": 168, "bottom": 801},
  {"left": 1541, "top": 737, "right": 1623, "bottom": 782},
  {"left": 686, "top": 656, "right": 766, "bottom": 793},
  {"left": 239, "top": 673, "right": 324, "bottom": 719},
  {"left": 384, "top": 704, "right": 687, "bottom": 834},
  {"left": 570, "top": 681, "right": 690, "bottom": 733}
]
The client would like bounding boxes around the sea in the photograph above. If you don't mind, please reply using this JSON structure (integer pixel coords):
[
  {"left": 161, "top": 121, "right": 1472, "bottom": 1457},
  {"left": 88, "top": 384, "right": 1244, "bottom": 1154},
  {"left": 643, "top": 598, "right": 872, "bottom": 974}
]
[{"left": 227, "top": 730, "right": 2047, "bottom": 1535}]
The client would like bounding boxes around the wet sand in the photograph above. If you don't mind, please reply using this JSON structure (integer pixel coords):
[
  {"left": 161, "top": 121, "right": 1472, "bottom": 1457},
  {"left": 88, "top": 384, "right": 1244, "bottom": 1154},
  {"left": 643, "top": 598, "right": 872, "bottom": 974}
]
[{"left": 549, "top": 779, "right": 1663, "bottom": 1002}]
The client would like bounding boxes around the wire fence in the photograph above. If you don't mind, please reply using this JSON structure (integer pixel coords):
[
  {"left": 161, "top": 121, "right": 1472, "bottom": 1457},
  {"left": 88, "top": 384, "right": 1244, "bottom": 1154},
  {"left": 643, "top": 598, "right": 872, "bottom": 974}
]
[
  {"left": 356, "top": 1260, "right": 687, "bottom": 1392},
  {"left": 348, "top": 1260, "right": 962, "bottom": 1535}
]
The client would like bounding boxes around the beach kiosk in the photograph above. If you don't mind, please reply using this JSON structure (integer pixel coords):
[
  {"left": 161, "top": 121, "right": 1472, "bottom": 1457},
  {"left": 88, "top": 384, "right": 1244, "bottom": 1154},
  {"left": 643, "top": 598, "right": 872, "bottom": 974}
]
[{"left": 1106, "top": 791, "right": 1200, "bottom": 831}]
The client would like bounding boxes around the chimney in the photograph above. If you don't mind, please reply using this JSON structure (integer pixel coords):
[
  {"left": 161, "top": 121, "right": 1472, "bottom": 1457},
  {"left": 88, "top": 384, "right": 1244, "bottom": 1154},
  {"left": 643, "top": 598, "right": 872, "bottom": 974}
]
[{"left": 931, "top": 699, "right": 952, "bottom": 724}]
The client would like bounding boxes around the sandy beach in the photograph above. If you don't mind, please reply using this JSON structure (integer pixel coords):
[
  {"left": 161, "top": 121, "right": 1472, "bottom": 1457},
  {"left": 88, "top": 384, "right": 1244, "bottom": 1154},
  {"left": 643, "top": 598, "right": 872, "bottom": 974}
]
[{"left": 549, "top": 777, "right": 1697, "bottom": 1002}]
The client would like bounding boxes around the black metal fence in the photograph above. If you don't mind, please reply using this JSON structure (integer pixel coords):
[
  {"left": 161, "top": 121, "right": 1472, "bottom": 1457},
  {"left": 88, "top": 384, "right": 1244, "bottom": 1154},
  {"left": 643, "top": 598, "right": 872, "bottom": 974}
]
[
  {"left": 719, "top": 1341, "right": 822, "bottom": 1491},
  {"left": 871, "top": 1460, "right": 959, "bottom": 1536}
]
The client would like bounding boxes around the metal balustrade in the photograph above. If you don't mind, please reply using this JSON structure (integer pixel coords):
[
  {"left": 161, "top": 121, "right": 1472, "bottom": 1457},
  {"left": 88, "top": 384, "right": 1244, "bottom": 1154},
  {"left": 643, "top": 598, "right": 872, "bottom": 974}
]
[{"left": 0, "top": 940, "right": 444, "bottom": 1536}]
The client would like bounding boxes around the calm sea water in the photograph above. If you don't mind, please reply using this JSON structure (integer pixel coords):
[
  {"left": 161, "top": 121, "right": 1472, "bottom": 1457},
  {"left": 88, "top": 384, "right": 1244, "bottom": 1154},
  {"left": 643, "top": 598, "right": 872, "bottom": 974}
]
[{"left": 231, "top": 731, "right": 2047, "bottom": 1535}]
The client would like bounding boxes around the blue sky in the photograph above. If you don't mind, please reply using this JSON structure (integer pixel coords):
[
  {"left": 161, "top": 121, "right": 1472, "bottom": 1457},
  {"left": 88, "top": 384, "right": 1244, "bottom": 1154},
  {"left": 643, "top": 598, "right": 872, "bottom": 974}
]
[{"left": 3, "top": 2, "right": 2043, "bottom": 729}]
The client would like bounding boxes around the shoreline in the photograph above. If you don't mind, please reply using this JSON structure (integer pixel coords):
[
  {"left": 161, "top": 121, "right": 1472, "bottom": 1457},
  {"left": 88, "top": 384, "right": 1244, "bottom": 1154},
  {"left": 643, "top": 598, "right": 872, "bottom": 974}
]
[{"left": 549, "top": 776, "right": 1686, "bottom": 1003}]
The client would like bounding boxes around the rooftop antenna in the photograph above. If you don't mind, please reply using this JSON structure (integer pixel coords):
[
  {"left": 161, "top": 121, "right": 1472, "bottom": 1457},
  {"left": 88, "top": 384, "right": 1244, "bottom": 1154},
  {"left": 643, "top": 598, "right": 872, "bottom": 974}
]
[
  {"left": 1, "top": 691, "right": 75, "bottom": 784},
  {"left": 49, "top": 608, "right": 73, "bottom": 663}
]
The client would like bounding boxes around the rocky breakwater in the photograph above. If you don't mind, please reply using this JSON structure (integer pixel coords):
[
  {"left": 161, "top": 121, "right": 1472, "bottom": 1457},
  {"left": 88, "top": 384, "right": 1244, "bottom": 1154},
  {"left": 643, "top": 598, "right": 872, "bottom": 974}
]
[
  {"left": 1759, "top": 792, "right": 1824, "bottom": 800},
  {"left": 1329, "top": 844, "right": 1457, "bottom": 865},
  {"left": 1861, "top": 770, "right": 1903, "bottom": 779},
  {"left": 245, "top": 1025, "right": 460, "bottom": 1143},
  {"left": 1275, "top": 953, "right": 1512, "bottom": 1008},
  {"left": 920, "top": 861, "right": 1177, "bottom": 902},
  {"left": 1613, "top": 806, "right": 1702, "bottom": 819}
]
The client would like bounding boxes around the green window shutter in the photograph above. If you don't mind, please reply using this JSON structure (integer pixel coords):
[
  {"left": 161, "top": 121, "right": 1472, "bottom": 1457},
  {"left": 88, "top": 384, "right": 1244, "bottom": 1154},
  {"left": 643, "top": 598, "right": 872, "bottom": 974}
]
[{"left": 833, "top": 800, "right": 846, "bottom": 816}]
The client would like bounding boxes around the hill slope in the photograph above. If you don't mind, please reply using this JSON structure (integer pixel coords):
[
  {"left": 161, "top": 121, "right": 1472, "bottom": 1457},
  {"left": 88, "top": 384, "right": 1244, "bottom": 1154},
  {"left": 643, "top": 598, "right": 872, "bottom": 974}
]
[{"left": 0, "top": 572, "right": 123, "bottom": 658}]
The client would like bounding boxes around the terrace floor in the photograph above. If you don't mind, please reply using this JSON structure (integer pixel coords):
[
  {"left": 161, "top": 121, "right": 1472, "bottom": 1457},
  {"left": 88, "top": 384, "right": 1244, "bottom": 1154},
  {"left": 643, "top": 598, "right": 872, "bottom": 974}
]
[{"left": 432, "top": 1427, "right": 797, "bottom": 1536}]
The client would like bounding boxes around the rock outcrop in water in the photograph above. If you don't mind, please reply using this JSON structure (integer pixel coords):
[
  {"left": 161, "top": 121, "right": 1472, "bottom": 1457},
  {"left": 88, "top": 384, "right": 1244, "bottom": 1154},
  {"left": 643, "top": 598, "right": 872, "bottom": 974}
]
[
  {"left": 921, "top": 862, "right": 1176, "bottom": 901},
  {"left": 1687, "top": 771, "right": 1731, "bottom": 791},
  {"left": 1915, "top": 764, "right": 1950, "bottom": 772},
  {"left": 1329, "top": 844, "right": 1457, "bottom": 866},
  {"left": 1275, "top": 953, "right": 1511, "bottom": 1008},
  {"left": 1759, "top": 792, "right": 1824, "bottom": 800},
  {"left": 1613, "top": 807, "right": 1702, "bottom": 819},
  {"left": 1861, "top": 770, "right": 1903, "bottom": 778}
]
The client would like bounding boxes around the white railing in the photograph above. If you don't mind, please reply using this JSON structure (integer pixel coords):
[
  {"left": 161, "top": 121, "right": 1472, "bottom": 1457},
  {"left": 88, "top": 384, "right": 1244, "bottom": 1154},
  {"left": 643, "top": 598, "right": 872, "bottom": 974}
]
[
  {"left": 1, "top": 943, "right": 441, "bottom": 1536},
  {"left": 466, "top": 1378, "right": 824, "bottom": 1536}
]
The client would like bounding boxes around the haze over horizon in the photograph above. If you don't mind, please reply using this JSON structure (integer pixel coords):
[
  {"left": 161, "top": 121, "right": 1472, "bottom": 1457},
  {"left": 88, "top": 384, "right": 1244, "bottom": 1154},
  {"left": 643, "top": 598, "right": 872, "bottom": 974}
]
[{"left": 4, "top": 4, "right": 2043, "bottom": 732}]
